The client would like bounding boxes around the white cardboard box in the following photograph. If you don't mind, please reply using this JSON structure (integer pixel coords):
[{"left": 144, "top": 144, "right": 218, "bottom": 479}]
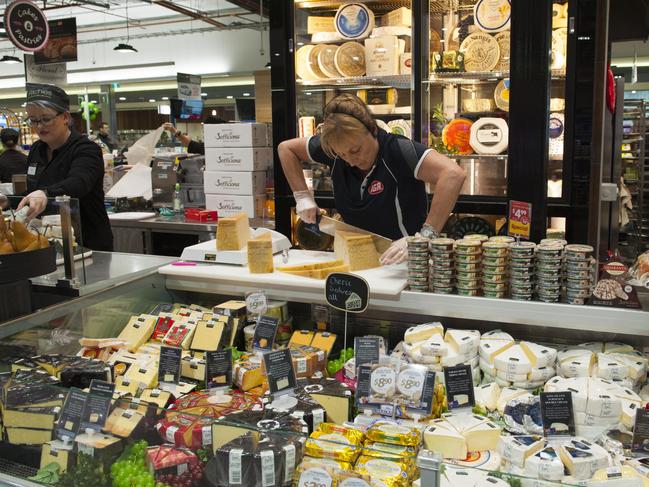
[
  {"left": 204, "top": 170, "right": 267, "bottom": 196},
  {"left": 364, "top": 36, "right": 404, "bottom": 77},
  {"left": 204, "top": 123, "right": 270, "bottom": 148},
  {"left": 204, "top": 147, "right": 273, "bottom": 172},
  {"left": 205, "top": 194, "right": 266, "bottom": 218}
]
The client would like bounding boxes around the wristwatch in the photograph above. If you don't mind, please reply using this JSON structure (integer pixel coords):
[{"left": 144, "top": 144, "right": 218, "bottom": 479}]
[{"left": 420, "top": 224, "right": 439, "bottom": 239}]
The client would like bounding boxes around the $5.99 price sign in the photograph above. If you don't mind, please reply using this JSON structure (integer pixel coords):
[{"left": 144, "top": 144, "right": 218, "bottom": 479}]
[{"left": 508, "top": 200, "right": 532, "bottom": 239}]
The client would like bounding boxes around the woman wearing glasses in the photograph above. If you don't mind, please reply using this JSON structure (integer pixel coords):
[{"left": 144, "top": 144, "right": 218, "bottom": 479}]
[{"left": 17, "top": 83, "right": 113, "bottom": 251}]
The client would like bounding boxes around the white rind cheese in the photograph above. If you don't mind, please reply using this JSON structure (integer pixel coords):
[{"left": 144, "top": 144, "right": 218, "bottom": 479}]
[
  {"left": 523, "top": 446, "right": 565, "bottom": 481},
  {"left": 445, "top": 329, "right": 480, "bottom": 356},
  {"left": 404, "top": 323, "right": 444, "bottom": 345},
  {"left": 479, "top": 339, "right": 514, "bottom": 364},
  {"left": 494, "top": 345, "right": 533, "bottom": 375},
  {"left": 520, "top": 341, "right": 557, "bottom": 368},
  {"left": 558, "top": 438, "right": 610, "bottom": 480},
  {"left": 497, "top": 435, "right": 545, "bottom": 468},
  {"left": 420, "top": 334, "right": 448, "bottom": 357},
  {"left": 475, "top": 383, "right": 500, "bottom": 411}
]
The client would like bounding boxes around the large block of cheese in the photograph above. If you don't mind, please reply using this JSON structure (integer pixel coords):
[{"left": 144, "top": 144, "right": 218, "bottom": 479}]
[
  {"left": 334, "top": 231, "right": 380, "bottom": 271},
  {"left": 3, "top": 406, "right": 59, "bottom": 429},
  {"left": 124, "top": 364, "right": 158, "bottom": 389},
  {"left": 104, "top": 408, "right": 145, "bottom": 438},
  {"left": 117, "top": 315, "right": 156, "bottom": 353},
  {"left": 41, "top": 442, "right": 74, "bottom": 473},
  {"left": 234, "top": 358, "right": 264, "bottom": 391},
  {"left": 75, "top": 432, "right": 123, "bottom": 469},
  {"left": 307, "top": 16, "right": 335, "bottom": 34},
  {"left": 191, "top": 319, "right": 225, "bottom": 351},
  {"left": 216, "top": 213, "right": 249, "bottom": 250},
  {"left": 6, "top": 427, "right": 52, "bottom": 445},
  {"left": 247, "top": 232, "right": 273, "bottom": 274}
]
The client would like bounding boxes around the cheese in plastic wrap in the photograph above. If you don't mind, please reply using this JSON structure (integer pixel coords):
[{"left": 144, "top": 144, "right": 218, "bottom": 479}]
[
  {"left": 365, "top": 422, "right": 421, "bottom": 447},
  {"left": 354, "top": 455, "right": 411, "bottom": 485},
  {"left": 305, "top": 423, "right": 364, "bottom": 463}
]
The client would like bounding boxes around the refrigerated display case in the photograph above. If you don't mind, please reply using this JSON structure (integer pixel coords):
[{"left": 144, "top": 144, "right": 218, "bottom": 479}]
[{"left": 272, "top": 0, "right": 616, "bottom": 245}]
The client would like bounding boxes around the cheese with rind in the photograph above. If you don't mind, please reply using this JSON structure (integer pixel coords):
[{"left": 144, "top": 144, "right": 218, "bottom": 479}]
[
  {"left": 497, "top": 435, "right": 544, "bottom": 468},
  {"left": 475, "top": 383, "right": 500, "bottom": 411},
  {"left": 520, "top": 341, "right": 557, "bottom": 368},
  {"left": 479, "top": 339, "right": 514, "bottom": 364},
  {"left": 404, "top": 323, "right": 444, "bottom": 345},
  {"left": 558, "top": 438, "right": 610, "bottom": 480},
  {"left": 445, "top": 329, "right": 480, "bottom": 356},
  {"left": 334, "top": 231, "right": 380, "bottom": 271},
  {"left": 523, "top": 446, "right": 564, "bottom": 481},
  {"left": 216, "top": 213, "right": 249, "bottom": 250},
  {"left": 494, "top": 345, "right": 533, "bottom": 375}
]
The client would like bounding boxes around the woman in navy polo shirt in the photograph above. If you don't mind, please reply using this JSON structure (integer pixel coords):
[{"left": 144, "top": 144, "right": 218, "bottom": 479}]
[{"left": 278, "top": 93, "right": 465, "bottom": 264}]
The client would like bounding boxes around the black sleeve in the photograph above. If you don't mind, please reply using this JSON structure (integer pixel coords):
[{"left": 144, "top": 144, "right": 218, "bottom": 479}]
[
  {"left": 306, "top": 134, "right": 336, "bottom": 167},
  {"left": 386, "top": 135, "right": 432, "bottom": 179},
  {"left": 188, "top": 140, "right": 205, "bottom": 155},
  {"left": 44, "top": 142, "right": 104, "bottom": 199}
]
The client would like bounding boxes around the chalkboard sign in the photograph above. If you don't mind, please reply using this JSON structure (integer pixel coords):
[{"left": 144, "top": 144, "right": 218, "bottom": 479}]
[
  {"left": 263, "top": 349, "right": 297, "bottom": 396},
  {"left": 56, "top": 388, "right": 87, "bottom": 440},
  {"left": 443, "top": 365, "right": 475, "bottom": 409},
  {"left": 354, "top": 336, "right": 381, "bottom": 367},
  {"left": 206, "top": 348, "right": 233, "bottom": 390},
  {"left": 79, "top": 380, "right": 114, "bottom": 433},
  {"left": 158, "top": 346, "right": 182, "bottom": 384},
  {"left": 325, "top": 273, "right": 369, "bottom": 313},
  {"left": 253, "top": 315, "right": 279, "bottom": 351}
]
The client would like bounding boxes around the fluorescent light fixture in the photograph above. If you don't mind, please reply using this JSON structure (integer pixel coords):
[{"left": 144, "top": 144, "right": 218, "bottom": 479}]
[
  {"left": 305, "top": 92, "right": 312, "bottom": 95},
  {"left": 0, "top": 55, "right": 22, "bottom": 64},
  {"left": 201, "top": 92, "right": 208, "bottom": 97},
  {"left": 149, "top": 98, "right": 155, "bottom": 102},
  {"left": 211, "top": 109, "right": 217, "bottom": 116},
  {"left": 226, "top": 95, "right": 233, "bottom": 99},
  {"left": 162, "top": 96, "right": 169, "bottom": 100},
  {"left": 114, "top": 43, "right": 138, "bottom": 53},
  {"left": 243, "top": 92, "right": 250, "bottom": 96},
  {"left": 90, "top": 100, "right": 98, "bottom": 104},
  {"left": 632, "top": 90, "right": 637, "bottom": 94},
  {"left": 118, "top": 96, "right": 127, "bottom": 101},
  {"left": 158, "top": 104, "right": 171, "bottom": 115}
]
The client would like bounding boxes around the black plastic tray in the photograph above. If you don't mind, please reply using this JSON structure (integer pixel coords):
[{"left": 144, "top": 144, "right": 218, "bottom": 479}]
[{"left": 0, "top": 243, "right": 56, "bottom": 284}]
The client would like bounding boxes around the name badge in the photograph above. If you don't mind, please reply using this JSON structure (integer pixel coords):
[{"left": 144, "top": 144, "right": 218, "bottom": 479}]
[{"left": 27, "top": 165, "right": 37, "bottom": 176}]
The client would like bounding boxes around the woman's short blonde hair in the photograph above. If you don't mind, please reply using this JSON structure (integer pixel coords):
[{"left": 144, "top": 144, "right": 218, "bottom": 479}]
[{"left": 319, "top": 93, "right": 377, "bottom": 158}]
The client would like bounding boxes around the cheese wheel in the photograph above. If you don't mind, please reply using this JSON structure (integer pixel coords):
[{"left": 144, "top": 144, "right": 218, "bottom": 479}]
[
  {"left": 551, "top": 28, "right": 568, "bottom": 70},
  {"left": 387, "top": 119, "right": 411, "bottom": 138},
  {"left": 460, "top": 32, "right": 501, "bottom": 72},
  {"left": 474, "top": 0, "right": 512, "bottom": 33},
  {"left": 308, "top": 44, "right": 329, "bottom": 79},
  {"left": 548, "top": 112, "right": 565, "bottom": 156},
  {"left": 334, "top": 41, "right": 366, "bottom": 77},
  {"left": 494, "top": 31, "right": 510, "bottom": 72},
  {"left": 494, "top": 78, "right": 510, "bottom": 111},
  {"left": 317, "top": 44, "right": 341, "bottom": 78},
  {"left": 296, "top": 45, "right": 317, "bottom": 81},
  {"left": 335, "top": 3, "right": 374, "bottom": 40},
  {"left": 442, "top": 118, "right": 473, "bottom": 155},
  {"left": 469, "top": 117, "right": 509, "bottom": 155}
]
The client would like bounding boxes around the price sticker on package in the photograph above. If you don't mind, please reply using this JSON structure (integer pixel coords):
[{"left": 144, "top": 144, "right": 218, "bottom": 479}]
[
  {"left": 508, "top": 200, "right": 532, "bottom": 239},
  {"left": 246, "top": 290, "right": 268, "bottom": 316}
]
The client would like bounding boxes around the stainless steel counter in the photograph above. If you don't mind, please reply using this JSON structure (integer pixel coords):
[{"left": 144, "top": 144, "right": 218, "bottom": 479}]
[
  {"left": 109, "top": 215, "right": 218, "bottom": 233},
  {"left": 31, "top": 251, "right": 175, "bottom": 297}
]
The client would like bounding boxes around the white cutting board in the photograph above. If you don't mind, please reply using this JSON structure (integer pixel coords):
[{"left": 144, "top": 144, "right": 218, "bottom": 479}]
[
  {"left": 158, "top": 249, "right": 407, "bottom": 298},
  {"left": 108, "top": 212, "right": 157, "bottom": 221}
]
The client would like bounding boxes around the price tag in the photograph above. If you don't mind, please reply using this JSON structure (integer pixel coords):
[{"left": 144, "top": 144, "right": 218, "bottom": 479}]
[
  {"left": 540, "top": 391, "right": 576, "bottom": 437},
  {"left": 253, "top": 315, "right": 279, "bottom": 352},
  {"left": 246, "top": 291, "right": 268, "bottom": 316},
  {"left": 354, "top": 364, "right": 373, "bottom": 409},
  {"left": 632, "top": 408, "right": 649, "bottom": 453},
  {"left": 443, "top": 365, "right": 475, "bottom": 409},
  {"left": 354, "top": 336, "right": 381, "bottom": 367},
  {"left": 79, "top": 380, "right": 114, "bottom": 433},
  {"left": 508, "top": 200, "right": 532, "bottom": 239},
  {"left": 263, "top": 349, "right": 297, "bottom": 396},
  {"left": 56, "top": 388, "right": 88, "bottom": 440},
  {"left": 158, "top": 346, "right": 182, "bottom": 385},
  {"left": 325, "top": 273, "right": 369, "bottom": 313},
  {"left": 206, "top": 348, "right": 233, "bottom": 390}
]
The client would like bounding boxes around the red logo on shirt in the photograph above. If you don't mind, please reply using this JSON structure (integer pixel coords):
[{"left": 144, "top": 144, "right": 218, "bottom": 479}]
[{"left": 368, "top": 180, "right": 384, "bottom": 195}]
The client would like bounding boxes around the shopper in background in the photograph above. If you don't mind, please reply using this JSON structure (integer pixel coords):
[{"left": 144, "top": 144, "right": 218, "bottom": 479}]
[
  {"left": 278, "top": 93, "right": 465, "bottom": 265},
  {"left": 97, "top": 122, "right": 118, "bottom": 152},
  {"left": 17, "top": 83, "right": 113, "bottom": 251},
  {"left": 0, "top": 128, "right": 28, "bottom": 183},
  {"left": 163, "top": 115, "right": 226, "bottom": 155}
]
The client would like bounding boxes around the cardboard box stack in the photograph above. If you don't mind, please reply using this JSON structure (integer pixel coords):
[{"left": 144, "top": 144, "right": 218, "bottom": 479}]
[{"left": 203, "top": 123, "right": 273, "bottom": 218}]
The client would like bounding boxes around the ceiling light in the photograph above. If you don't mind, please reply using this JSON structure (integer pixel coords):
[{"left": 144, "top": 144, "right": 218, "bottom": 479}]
[
  {"left": 211, "top": 109, "right": 217, "bottom": 116},
  {"left": 0, "top": 55, "right": 22, "bottom": 64},
  {"left": 162, "top": 96, "right": 169, "bottom": 100},
  {"left": 632, "top": 90, "right": 637, "bottom": 94},
  {"left": 201, "top": 92, "right": 208, "bottom": 97},
  {"left": 243, "top": 92, "right": 250, "bottom": 97},
  {"left": 118, "top": 96, "right": 126, "bottom": 101},
  {"left": 226, "top": 95, "right": 233, "bottom": 99},
  {"left": 114, "top": 43, "right": 138, "bottom": 53},
  {"left": 265, "top": 62, "right": 271, "bottom": 69},
  {"left": 90, "top": 100, "right": 98, "bottom": 104},
  {"left": 305, "top": 92, "right": 312, "bottom": 96},
  {"left": 149, "top": 99, "right": 156, "bottom": 102},
  {"left": 21, "top": 103, "right": 26, "bottom": 107}
]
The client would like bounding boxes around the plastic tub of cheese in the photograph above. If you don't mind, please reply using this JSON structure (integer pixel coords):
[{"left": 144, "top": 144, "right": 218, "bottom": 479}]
[
  {"left": 454, "top": 240, "right": 483, "bottom": 255},
  {"left": 482, "top": 241, "right": 509, "bottom": 257}
]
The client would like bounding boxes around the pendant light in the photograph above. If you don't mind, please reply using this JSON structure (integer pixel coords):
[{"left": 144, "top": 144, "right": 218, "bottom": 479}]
[{"left": 114, "top": 0, "right": 137, "bottom": 53}]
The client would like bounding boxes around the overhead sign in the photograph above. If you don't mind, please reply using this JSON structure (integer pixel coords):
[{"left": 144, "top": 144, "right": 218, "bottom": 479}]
[
  {"left": 325, "top": 272, "right": 369, "bottom": 313},
  {"left": 4, "top": 0, "right": 50, "bottom": 52},
  {"left": 24, "top": 54, "right": 67, "bottom": 86},
  {"left": 508, "top": 200, "right": 532, "bottom": 239},
  {"left": 177, "top": 73, "right": 202, "bottom": 101},
  {"left": 34, "top": 17, "right": 77, "bottom": 65}
]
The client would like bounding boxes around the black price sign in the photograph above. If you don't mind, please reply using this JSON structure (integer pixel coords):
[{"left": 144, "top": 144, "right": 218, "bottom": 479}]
[
  {"left": 355, "top": 364, "right": 373, "bottom": 409},
  {"left": 263, "top": 348, "right": 297, "bottom": 396},
  {"left": 253, "top": 315, "right": 279, "bottom": 351},
  {"left": 79, "top": 380, "right": 114, "bottom": 433},
  {"left": 158, "top": 346, "right": 182, "bottom": 384},
  {"left": 632, "top": 408, "right": 649, "bottom": 453},
  {"left": 540, "top": 391, "right": 576, "bottom": 437},
  {"left": 206, "top": 348, "right": 233, "bottom": 390},
  {"left": 354, "top": 336, "right": 381, "bottom": 367},
  {"left": 407, "top": 370, "right": 437, "bottom": 417},
  {"left": 443, "top": 365, "right": 475, "bottom": 409},
  {"left": 325, "top": 273, "right": 369, "bottom": 313},
  {"left": 56, "top": 388, "right": 87, "bottom": 440}
]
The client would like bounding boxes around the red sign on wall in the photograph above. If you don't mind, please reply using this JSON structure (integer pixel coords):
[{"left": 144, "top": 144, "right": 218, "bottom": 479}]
[{"left": 508, "top": 200, "right": 532, "bottom": 239}]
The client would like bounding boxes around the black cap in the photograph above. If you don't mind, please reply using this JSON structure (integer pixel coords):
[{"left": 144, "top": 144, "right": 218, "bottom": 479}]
[
  {"left": 0, "top": 128, "right": 19, "bottom": 145},
  {"left": 25, "top": 83, "right": 70, "bottom": 112}
]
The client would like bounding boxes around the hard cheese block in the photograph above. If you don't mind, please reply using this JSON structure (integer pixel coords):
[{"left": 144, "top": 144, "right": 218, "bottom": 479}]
[
  {"left": 3, "top": 406, "right": 59, "bottom": 429},
  {"left": 296, "top": 377, "right": 353, "bottom": 425},
  {"left": 191, "top": 319, "right": 225, "bottom": 352},
  {"left": 6, "top": 427, "right": 53, "bottom": 445},
  {"left": 216, "top": 213, "right": 250, "bottom": 250},
  {"left": 334, "top": 231, "right": 380, "bottom": 271},
  {"left": 247, "top": 232, "right": 274, "bottom": 274},
  {"left": 118, "top": 315, "right": 157, "bottom": 352},
  {"left": 104, "top": 408, "right": 145, "bottom": 438},
  {"left": 41, "top": 441, "right": 74, "bottom": 473},
  {"left": 276, "top": 260, "right": 349, "bottom": 279},
  {"left": 424, "top": 413, "right": 501, "bottom": 459}
]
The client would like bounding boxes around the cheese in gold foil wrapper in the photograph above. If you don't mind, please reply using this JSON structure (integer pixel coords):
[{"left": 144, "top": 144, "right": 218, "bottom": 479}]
[
  {"left": 354, "top": 455, "right": 411, "bottom": 485},
  {"left": 365, "top": 422, "right": 421, "bottom": 447},
  {"left": 305, "top": 423, "right": 365, "bottom": 463},
  {"left": 293, "top": 456, "right": 353, "bottom": 487},
  {"left": 362, "top": 440, "right": 418, "bottom": 460}
]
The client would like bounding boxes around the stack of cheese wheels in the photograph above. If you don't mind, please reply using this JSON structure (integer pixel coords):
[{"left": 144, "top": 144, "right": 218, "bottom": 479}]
[
  {"left": 423, "top": 411, "right": 501, "bottom": 460},
  {"left": 479, "top": 330, "right": 557, "bottom": 390},
  {"left": 402, "top": 323, "right": 481, "bottom": 387},
  {"left": 557, "top": 342, "right": 648, "bottom": 390},
  {"left": 544, "top": 375, "right": 644, "bottom": 438}
]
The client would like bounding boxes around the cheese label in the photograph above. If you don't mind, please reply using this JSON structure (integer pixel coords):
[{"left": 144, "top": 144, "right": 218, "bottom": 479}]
[
  {"left": 206, "top": 348, "right": 233, "bottom": 390},
  {"left": 444, "top": 365, "right": 475, "bottom": 409},
  {"left": 354, "top": 336, "right": 381, "bottom": 367},
  {"left": 632, "top": 408, "right": 649, "bottom": 453},
  {"left": 297, "top": 468, "right": 333, "bottom": 487},
  {"left": 165, "top": 425, "right": 179, "bottom": 443},
  {"left": 56, "top": 388, "right": 88, "bottom": 440},
  {"left": 229, "top": 448, "right": 243, "bottom": 485},
  {"left": 253, "top": 315, "right": 279, "bottom": 351},
  {"left": 158, "top": 346, "right": 182, "bottom": 385},
  {"left": 260, "top": 449, "right": 275, "bottom": 487},
  {"left": 283, "top": 444, "right": 296, "bottom": 483},
  {"left": 540, "top": 391, "right": 575, "bottom": 437},
  {"left": 370, "top": 366, "right": 396, "bottom": 396},
  {"left": 263, "top": 348, "right": 297, "bottom": 396},
  {"left": 79, "top": 379, "right": 114, "bottom": 433}
]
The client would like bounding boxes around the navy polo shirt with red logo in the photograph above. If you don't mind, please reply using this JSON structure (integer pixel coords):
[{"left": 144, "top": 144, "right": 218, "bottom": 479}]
[{"left": 306, "top": 128, "right": 431, "bottom": 240}]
